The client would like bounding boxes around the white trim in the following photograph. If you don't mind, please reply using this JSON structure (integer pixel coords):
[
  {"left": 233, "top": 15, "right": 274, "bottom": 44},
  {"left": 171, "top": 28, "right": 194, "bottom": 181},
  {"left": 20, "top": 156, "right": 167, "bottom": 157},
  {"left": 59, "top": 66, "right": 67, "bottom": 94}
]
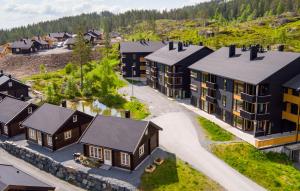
[
  {"left": 64, "top": 130, "right": 72, "bottom": 140},
  {"left": 139, "top": 144, "right": 145, "bottom": 157},
  {"left": 47, "top": 135, "right": 53, "bottom": 146},
  {"left": 120, "top": 152, "right": 130, "bottom": 167},
  {"left": 28, "top": 128, "right": 36, "bottom": 140},
  {"left": 89, "top": 145, "right": 103, "bottom": 159}
]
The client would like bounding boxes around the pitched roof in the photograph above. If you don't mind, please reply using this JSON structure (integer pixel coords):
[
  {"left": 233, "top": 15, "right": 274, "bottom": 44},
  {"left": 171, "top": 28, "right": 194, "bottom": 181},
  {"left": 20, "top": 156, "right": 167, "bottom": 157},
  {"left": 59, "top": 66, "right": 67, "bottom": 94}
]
[
  {"left": 11, "top": 39, "right": 33, "bottom": 49},
  {"left": 0, "top": 164, "right": 54, "bottom": 190},
  {"left": 80, "top": 115, "right": 156, "bottom": 153},
  {"left": 32, "top": 37, "right": 48, "bottom": 45},
  {"left": 64, "top": 36, "right": 91, "bottom": 45},
  {"left": 0, "top": 74, "right": 29, "bottom": 88},
  {"left": 22, "top": 103, "right": 75, "bottom": 135},
  {"left": 189, "top": 47, "right": 300, "bottom": 85},
  {"left": 283, "top": 74, "right": 300, "bottom": 90},
  {"left": 120, "top": 41, "right": 169, "bottom": 53},
  {"left": 145, "top": 43, "right": 208, "bottom": 66},
  {"left": 49, "top": 32, "right": 72, "bottom": 39},
  {"left": 0, "top": 97, "right": 29, "bottom": 124},
  {"left": 87, "top": 29, "right": 102, "bottom": 36}
]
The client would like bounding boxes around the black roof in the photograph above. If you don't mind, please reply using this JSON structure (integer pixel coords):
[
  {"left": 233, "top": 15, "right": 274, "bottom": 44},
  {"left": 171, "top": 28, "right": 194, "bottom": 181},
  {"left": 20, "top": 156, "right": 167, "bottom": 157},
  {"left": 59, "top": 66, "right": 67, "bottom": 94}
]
[
  {"left": 145, "top": 43, "right": 209, "bottom": 66},
  {"left": 32, "top": 37, "right": 48, "bottom": 45},
  {"left": 0, "top": 74, "right": 29, "bottom": 88},
  {"left": 87, "top": 29, "right": 102, "bottom": 37},
  {"left": 64, "top": 35, "right": 91, "bottom": 45},
  {"left": 49, "top": 32, "right": 72, "bottom": 39},
  {"left": 0, "top": 164, "right": 55, "bottom": 191},
  {"left": 80, "top": 115, "right": 161, "bottom": 153},
  {"left": 283, "top": 74, "right": 300, "bottom": 90},
  {"left": 11, "top": 39, "right": 33, "bottom": 49},
  {"left": 120, "top": 41, "right": 168, "bottom": 53},
  {"left": 189, "top": 47, "right": 300, "bottom": 85},
  {"left": 0, "top": 97, "right": 29, "bottom": 124},
  {"left": 22, "top": 103, "right": 75, "bottom": 135}
]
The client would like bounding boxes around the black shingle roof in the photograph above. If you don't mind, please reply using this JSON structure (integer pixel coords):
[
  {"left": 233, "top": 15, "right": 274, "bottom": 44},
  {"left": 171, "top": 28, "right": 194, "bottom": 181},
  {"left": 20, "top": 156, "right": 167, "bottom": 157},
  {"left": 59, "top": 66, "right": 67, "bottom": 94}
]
[
  {"left": 11, "top": 39, "right": 33, "bottom": 49},
  {"left": 189, "top": 47, "right": 300, "bottom": 85},
  {"left": 80, "top": 115, "right": 158, "bottom": 153},
  {"left": 0, "top": 164, "right": 55, "bottom": 190},
  {"left": 32, "top": 37, "right": 48, "bottom": 45},
  {"left": 49, "top": 32, "right": 72, "bottom": 39},
  {"left": 120, "top": 41, "right": 168, "bottom": 53},
  {"left": 0, "top": 97, "right": 29, "bottom": 124},
  {"left": 283, "top": 74, "right": 300, "bottom": 90},
  {"left": 0, "top": 74, "right": 29, "bottom": 87},
  {"left": 145, "top": 43, "right": 208, "bottom": 66},
  {"left": 22, "top": 103, "right": 75, "bottom": 135}
]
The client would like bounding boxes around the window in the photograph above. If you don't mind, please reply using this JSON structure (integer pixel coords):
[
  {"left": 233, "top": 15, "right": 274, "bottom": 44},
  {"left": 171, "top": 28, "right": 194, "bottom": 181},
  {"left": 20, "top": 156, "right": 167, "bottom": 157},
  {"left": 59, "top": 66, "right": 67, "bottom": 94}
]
[
  {"left": 233, "top": 99, "right": 243, "bottom": 112},
  {"left": 222, "top": 95, "right": 227, "bottom": 107},
  {"left": 223, "top": 79, "right": 227, "bottom": 90},
  {"left": 201, "top": 88, "right": 207, "bottom": 98},
  {"left": 29, "top": 129, "right": 36, "bottom": 140},
  {"left": 234, "top": 82, "right": 244, "bottom": 95},
  {"left": 47, "top": 135, "right": 53, "bottom": 146},
  {"left": 139, "top": 144, "right": 145, "bottom": 157},
  {"left": 190, "top": 84, "right": 198, "bottom": 92},
  {"left": 28, "top": 107, "right": 32, "bottom": 114},
  {"left": 3, "top": 125, "right": 8, "bottom": 134},
  {"left": 73, "top": 115, "right": 77, "bottom": 123},
  {"left": 132, "top": 54, "right": 136, "bottom": 60},
  {"left": 89, "top": 146, "right": 102, "bottom": 159},
  {"left": 133, "top": 70, "right": 136, "bottom": 76},
  {"left": 222, "top": 110, "right": 226, "bottom": 121},
  {"left": 64, "top": 130, "right": 72, "bottom": 140},
  {"left": 120, "top": 152, "right": 130, "bottom": 166},
  {"left": 191, "top": 71, "right": 197, "bottom": 78},
  {"left": 233, "top": 115, "right": 243, "bottom": 129},
  {"left": 202, "top": 73, "right": 209, "bottom": 82},
  {"left": 145, "top": 128, "right": 148, "bottom": 135},
  {"left": 133, "top": 62, "right": 136, "bottom": 67},
  {"left": 8, "top": 82, "right": 12, "bottom": 87}
]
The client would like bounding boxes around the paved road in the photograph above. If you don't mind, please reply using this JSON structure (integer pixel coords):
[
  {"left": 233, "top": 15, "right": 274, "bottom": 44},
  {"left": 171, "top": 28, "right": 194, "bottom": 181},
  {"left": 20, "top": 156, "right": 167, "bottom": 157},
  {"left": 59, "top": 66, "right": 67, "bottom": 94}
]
[
  {"left": 0, "top": 148, "right": 85, "bottom": 191},
  {"left": 120, "top": 84, "right": 266, "bottom": 191}
]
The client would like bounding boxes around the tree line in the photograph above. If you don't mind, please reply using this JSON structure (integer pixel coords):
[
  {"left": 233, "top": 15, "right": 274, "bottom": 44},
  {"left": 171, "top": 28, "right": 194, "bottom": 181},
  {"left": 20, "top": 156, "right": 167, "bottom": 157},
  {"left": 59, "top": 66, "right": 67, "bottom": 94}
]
[{"left": 1, "top": 0, "right": 300, "bottom": 44}]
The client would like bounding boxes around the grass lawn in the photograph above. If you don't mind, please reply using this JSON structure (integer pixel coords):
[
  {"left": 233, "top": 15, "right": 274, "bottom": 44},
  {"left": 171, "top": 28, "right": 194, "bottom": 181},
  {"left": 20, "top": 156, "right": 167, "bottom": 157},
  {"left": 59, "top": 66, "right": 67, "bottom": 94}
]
[
  {"left": 212, "top": 142, "right": 300, "bottom": 191},
  {"left": 140, "top": 158, "right": 223, "bottom": 191},
  {"left": 197, "top": 116, "right": 234, "bottom": 141}
]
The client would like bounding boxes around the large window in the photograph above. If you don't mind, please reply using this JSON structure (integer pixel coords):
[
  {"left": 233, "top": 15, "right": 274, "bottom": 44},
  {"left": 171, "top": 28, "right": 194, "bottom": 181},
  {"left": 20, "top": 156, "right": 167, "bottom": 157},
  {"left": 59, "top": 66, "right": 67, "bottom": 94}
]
[
  {"left": 201, "top": 88, "right": 207, "bottom": 98},
  {"left": 233, "top": 115, "right": 243, "bottom": 129},
  {"left": 120, "top": 152, "right": 130, "bottom": 166},
  {"left": 29, "top": 129, "right": 36, "bottom": 140},
  {"left": 234, "top": 81, "right": 244, "bottom": 95},
  {"left": 233, "top": 99, "right": 243, "bottom": 112},
  {"left": 202, "top": 73, "right": 209, "bottom": 82},
  {"left": 89, "top": 146, "right": 102, "bottom": 159}
]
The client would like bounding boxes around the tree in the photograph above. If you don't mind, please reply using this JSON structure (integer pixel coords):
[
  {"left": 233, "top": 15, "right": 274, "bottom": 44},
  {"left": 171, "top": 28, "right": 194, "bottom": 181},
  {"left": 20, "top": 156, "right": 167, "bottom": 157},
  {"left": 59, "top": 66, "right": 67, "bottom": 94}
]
[
  {"left": 45, "top": 83, "right": 60, "bottom": 105},
  {"left": 73, "top": 32, "right": 92, "bottom": 90},
  {"left": 65, "top": 77, "right": 80, "bottom": 99}
]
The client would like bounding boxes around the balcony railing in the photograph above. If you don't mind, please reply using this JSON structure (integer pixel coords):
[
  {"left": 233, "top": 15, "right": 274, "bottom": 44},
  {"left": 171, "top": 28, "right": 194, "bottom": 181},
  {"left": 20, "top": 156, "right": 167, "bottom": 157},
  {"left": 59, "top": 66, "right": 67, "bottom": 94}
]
[
  {"left": 241, "top": 92, "right": 271, "bottom": 103},
  {"left": 240, "top": 110, "right": 255, "bottom": 120},
  {"left": 206, "top": 81, "right": 217, "bottom": 89},
  {"left": 256, "top": 113, "right": 270, "bottom": 120},
  {"left": 206, "top": 95, "right": 217, "bottom": 103}
]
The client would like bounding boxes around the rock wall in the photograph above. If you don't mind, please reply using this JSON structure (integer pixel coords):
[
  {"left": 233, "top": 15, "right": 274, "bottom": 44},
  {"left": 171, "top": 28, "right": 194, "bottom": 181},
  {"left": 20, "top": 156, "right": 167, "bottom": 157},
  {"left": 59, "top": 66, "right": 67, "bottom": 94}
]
[{"left": 0, "top": 141, "right": 132, "bottom": 191}]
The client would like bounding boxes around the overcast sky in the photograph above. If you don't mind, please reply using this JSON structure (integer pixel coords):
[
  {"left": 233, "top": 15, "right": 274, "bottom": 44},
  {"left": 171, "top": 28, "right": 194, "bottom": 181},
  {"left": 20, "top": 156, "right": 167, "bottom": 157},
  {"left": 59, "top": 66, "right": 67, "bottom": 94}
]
[{"left": 0, "top": 0, "right": 207, "bottom": 29}]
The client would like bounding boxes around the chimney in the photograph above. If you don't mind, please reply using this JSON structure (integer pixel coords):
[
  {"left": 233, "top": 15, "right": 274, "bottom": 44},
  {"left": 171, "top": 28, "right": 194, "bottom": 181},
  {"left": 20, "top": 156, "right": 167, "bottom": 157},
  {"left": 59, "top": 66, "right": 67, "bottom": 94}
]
[
  {"left": 199, "top": 42, "right": 203, "bottom": 46},
  {"left": 0, "top": 70, "right": 3, "bottom": 77},
  {"left": 241, "top": 45, "right": 247, "bottom": 51},
  {"left": 20, "top": 95, "right": 25, "bottom": 101},
  {"left": 178, "top": 42, "right": 183, "bottom": 52},
  {"left": 267, "top": 45, "right": 271, "bottom": 51},
  {"left": 250, "top": 46, "right": 258, "bottom": 60},
  {"left": 23, "top": 40, "right": 27, "bottom": 44},
  {"left": 278, "top": 45, "right": 284, "bottom": 52},
  {"left": 8, "top": 74, "right": 11, "bottom": 79},
  {"left": 61, "top": 100, "right": 67, "bottom": 108},
  {"left": 169, "top": 41, "right": 174, "bottom": 50},
  {"left": 229, "top": 45, "right": 236, "bottom": 57},
  {"left": 125, "top": 110, "right": 131, "bottom": 118}
]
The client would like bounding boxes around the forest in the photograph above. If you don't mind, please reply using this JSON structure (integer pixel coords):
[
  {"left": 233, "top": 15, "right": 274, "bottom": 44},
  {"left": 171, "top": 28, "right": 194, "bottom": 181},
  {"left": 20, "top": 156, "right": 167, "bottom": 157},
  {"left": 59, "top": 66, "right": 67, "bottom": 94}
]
[{"left": 1, "top": 0, "right": 300, "bottom": 44}]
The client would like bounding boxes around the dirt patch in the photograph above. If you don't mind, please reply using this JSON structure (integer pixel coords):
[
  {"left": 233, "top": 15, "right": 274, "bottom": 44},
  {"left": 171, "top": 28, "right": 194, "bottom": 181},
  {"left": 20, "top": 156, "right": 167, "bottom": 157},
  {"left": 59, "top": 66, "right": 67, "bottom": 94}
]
[{"left": 0, "top": 51, "right": 101, "bottom": 79}]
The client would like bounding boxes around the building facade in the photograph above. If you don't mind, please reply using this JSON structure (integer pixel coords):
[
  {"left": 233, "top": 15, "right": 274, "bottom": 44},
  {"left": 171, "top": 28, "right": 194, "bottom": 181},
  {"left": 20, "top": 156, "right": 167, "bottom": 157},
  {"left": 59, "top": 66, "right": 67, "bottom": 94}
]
[{"left": 145, "top": 42, "right": 213, "bottom": 99}]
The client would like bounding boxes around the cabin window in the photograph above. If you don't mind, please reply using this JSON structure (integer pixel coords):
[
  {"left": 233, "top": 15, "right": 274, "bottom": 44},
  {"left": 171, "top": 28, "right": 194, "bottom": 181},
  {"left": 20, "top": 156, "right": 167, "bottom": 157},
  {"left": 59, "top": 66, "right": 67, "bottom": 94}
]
[
  {"left": 3, "top": 125, "right": 8, "bottom": 134},
  {"left": 16, "top": 48, "right": 20, "bottom": 52},
  {"left": 139, "top": 144, "right": 145, "bottom": 157},
  {"left": 64, "top": 130, "right": 72, "bottom": 140},
  {"left": 29, "top": 129, "right": 36, "bottom": 140},
  {"left": 73, "top": 115, "right": 77, "bottom": 123},
  {"left": 89, "top": 146, "right": 102, "bottom": 159},
  {"left": 28, "top": 107, "right": 32, "bottom": 114},
  {"left": 133, "top": 70, "right": 136, "bottom": 76},
  {"left": 120, "top": 152, "right": 130, "bottom": 166},
  {"left": 132, "top": 54, "right": 136, "bottom": 60},
  {"left": 222, "top": 95, "right": 227, "bottom": 107},
  {"left": 47, "top": 135, "right": 53, "bottom": 146},
  {"left": 8, "top": 82, "right": 12, "bottom": 87}
]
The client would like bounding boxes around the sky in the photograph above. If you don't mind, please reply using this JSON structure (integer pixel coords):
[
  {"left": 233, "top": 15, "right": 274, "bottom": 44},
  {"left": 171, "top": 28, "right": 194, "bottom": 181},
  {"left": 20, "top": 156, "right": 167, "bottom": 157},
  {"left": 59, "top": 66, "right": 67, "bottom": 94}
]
[{"left": 0, "top": 0, "right": 207, "bottom": 29}]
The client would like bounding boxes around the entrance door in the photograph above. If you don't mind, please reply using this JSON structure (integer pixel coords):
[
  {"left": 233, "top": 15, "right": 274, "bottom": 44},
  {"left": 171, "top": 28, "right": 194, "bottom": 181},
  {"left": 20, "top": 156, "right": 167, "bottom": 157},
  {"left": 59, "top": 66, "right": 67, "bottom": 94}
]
[
  {"left": 104, "top": 149, "right": 112, "bottom": 165},
  {"left": 37, "top": 131, "right": 42, "bottom": 145}
]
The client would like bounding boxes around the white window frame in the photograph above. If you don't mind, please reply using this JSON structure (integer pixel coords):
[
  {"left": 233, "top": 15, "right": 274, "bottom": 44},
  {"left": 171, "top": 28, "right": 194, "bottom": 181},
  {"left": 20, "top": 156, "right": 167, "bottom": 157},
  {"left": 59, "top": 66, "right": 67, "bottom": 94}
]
[
  {"left": 3, "top": 125, "right": 8, "bottom": 134},
  {"left": 89, "top": 146, "right": 102, "bottom": 159},
  {"left": 139, "top": 144, "right": 145, "bottom": 157},
  {"left": 29, "top": 128, "right": 36, "bottom": 140},
  {"left": 145, "top": 128, "right": 148, "bottom": 135},
  {"left": 64, "top": 130, "right": 72, "bottom": 140},
  {"left": 8, "top": 81, "right": 12, "bottom": 87},
  {"left": 120, "top": 152, "right": 130, "bottom": 166},
  {"left": 28, "top": 107, "right": 33, "bottom": 114},
  {"left": 73, "top": 115, "right": 77, "bottom": 123},
  {"left": 47, "top": 135, "right": 53, "bottom": 146}
]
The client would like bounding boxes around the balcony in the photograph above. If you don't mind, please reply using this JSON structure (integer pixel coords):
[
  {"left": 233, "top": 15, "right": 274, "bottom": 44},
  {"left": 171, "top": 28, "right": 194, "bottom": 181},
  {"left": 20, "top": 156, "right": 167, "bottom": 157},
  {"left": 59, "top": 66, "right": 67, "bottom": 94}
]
[
  {"left": 282, "top": 111, "right": 298, "bottom": 123},
  {"left": 166, "top": 71, "right": 183, "bottom": 77},
  {"left": 206, "top": 81, "right": 217, "bottom": 89},
  {"left": 140, "top": 66, "right": 146, "bottom": 70},
  {"left": 166, "top": 82, "right": 182, "bottom": 89},
  {"left": 190, "top": 84, "right": 198, "bottom": 92},
  {"left": 256, "top": 113, "right": 270, "bottom": 120},
  {"left": 140, "top": 57, "right": 146, "bottom": 62},
  {"left": 240, "top": 110, "right": 255, "bottom": 120},
  {"left": 257, "top": 95, "right": 271, "bottom": 103},
  {"left": 241, "top": 92, "right": 271, "bottom": 103},
  {"left": 206, "top": 95, "right": 217, "bottom": 103},
  {"left": 283, "top": 93, "right": 300, "bottom": 105}
]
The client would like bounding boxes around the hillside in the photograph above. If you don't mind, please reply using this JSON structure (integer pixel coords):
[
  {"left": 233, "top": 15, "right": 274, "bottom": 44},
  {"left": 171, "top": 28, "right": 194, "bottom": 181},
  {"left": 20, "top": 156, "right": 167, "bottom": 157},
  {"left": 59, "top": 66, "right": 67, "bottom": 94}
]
[
  {"left": 127, "top": 12, "right": 300, "bottom": 52},
  {"left": 1, "top": 0, "right": 300, "bottom": 44}
]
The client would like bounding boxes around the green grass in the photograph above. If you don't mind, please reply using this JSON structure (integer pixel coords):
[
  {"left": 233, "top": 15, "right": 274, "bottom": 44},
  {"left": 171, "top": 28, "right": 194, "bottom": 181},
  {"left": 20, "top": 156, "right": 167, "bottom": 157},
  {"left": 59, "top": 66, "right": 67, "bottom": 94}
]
[
  {"left": 212, "top": 142, "right": 300, "bottom": 191},
  {"left": 124, "top": 97, "right": 150, "bottom": 120},
  {"left": 197, "top": 116, "right": 234, "bottom": 141},
  {"left": 140, "top": 158, "right": 223, "bottom": 191}
]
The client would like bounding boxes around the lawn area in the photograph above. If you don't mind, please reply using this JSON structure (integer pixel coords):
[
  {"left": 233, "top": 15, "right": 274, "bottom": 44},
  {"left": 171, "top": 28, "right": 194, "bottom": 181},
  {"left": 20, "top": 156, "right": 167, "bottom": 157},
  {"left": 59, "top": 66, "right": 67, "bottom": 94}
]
[
  {"left": 140, "top": 158, "right": 223, "bottom": 191},
  {"left": 197, "top": 116, "right": 234, "bottom": 141},
  {"left": 212, "top": 142, "right": 300, "bottom": 191}
]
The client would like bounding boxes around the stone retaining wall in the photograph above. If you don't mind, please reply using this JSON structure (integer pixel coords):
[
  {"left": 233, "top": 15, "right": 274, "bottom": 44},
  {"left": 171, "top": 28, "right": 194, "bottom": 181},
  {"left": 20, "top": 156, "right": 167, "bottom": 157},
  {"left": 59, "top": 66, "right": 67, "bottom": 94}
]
[{"left": 0, "top": 141, "right": 132, "bottom": 191}]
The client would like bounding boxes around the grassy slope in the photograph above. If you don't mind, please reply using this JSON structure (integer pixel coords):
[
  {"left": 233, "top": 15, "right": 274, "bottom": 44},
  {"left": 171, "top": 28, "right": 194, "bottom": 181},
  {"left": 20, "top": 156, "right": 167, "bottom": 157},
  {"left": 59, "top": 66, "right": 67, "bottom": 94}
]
[
  {"left": 212, "top": 142, "right": 300, "bottom": 191},
  {"left": 197, "top": 116, "right": 234, "bottom": 141},
  {"left": 140, "top": 158, "right": 223, "bottom": 191}
]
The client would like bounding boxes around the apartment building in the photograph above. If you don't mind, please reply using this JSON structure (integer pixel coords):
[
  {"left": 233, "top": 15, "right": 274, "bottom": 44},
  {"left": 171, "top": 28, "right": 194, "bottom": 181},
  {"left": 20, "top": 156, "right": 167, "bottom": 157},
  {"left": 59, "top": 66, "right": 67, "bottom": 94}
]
[
  {"left": 189, "top": 45, "right": 300, "bottom": 137},
  {"left": 120, "top": 40, "right": 169, "bottom": 79},
  {"left": 145, "top": 42, "right": 213, "bottom": 99}
]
